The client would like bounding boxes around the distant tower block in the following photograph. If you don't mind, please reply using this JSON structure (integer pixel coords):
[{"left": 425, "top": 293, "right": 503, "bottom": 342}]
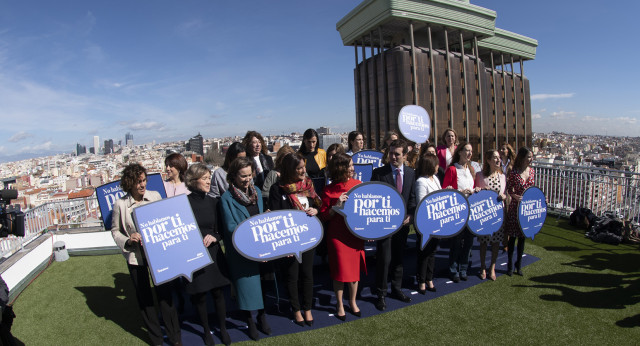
[{"left": 337, "top": 0, "right": 537, "bottom": 155}]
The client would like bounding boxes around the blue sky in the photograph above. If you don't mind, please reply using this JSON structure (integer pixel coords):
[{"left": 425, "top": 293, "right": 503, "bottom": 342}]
[{"left": 0, "top": 1, "right": 638, "bottom": 162}]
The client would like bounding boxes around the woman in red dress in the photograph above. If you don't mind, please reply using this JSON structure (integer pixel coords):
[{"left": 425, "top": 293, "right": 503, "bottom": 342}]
[
  {"left": 504, "top": 147, "right": 535, "bottom": 276},
  {"left": 319, "top": 153, "right": 365, "bottom": 321}
]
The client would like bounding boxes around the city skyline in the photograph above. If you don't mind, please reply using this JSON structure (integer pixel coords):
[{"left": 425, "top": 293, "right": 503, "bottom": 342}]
[{"left": 1, "top": 0, "right": 639, "bottom": 163}]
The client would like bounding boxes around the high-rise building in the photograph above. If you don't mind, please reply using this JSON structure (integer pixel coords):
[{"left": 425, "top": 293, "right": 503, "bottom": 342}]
[
  {"left": 317, "top": 127, "right": 330, "bottom": 135},
  {"left": 93, "top": 136, "right": 100, "bottom": 155},
  {"left": 103, "top": 139, "right": 114, "bottom": 155},
  {"left": 76, "top": 143, "right": 86, "bottom": 155},
  {"left": 187, "top": 133, "right": 204, "bottom": 156},
  {"left": 319, "top": 134, "right": 342, "bottom": 150},
  {"left": 125, "top": 132, "right": 134, "bottom": 148},
  {"left": 337, "top": 0, "right": 538, "bottom": 155}
]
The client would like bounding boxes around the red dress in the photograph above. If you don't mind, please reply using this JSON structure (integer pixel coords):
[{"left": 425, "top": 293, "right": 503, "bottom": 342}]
[
  {"left": 319, "top": 178, "right": 367, "bottom": 282},
  {"left": 504, "top": 168, "right": 535, "bottom": 238}
]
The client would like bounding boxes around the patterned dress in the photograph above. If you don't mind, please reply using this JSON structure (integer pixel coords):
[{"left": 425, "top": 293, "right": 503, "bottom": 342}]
[
  {"left": 476, "top": 172, "right": 506, "bottom": 244},
  {"left": 504, "top": 168, "right": 535, "bottom": 238}
]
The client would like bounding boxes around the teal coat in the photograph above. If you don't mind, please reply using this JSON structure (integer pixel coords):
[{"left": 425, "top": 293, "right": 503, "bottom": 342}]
[{"left": 220, "top": 189, "right": 264, "bottom": 311}]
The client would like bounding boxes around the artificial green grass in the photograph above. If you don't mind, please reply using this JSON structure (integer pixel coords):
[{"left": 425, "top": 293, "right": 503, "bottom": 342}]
[{"left": 11, "top": 218, "right": 640, "bottom": 345}]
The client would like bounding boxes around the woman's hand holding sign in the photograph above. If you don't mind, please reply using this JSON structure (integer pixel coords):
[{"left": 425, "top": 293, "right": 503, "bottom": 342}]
[{"left": 203, "top": 234, "right": 217, "bottom": 247}]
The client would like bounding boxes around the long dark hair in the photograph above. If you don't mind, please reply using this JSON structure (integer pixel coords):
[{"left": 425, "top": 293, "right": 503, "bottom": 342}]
[
  {"left": 280, "top": 152, "right": 305, "bottom": 185},
  {"left": 482, "top": 149, "right": 502, "bottom": 177},
  {"left": 513, "top": 147, "right": 533, "bottom": 172},
  {"left": 222, "top": 142, "right": 245, "bottom": 171},
  {"left": 347, "top": 131, "right": 364, "bottom": 151},
  {"left": 450, "top": 142, "right": 475, "bottom": 177},
  {"left": 299, "top": 128, "right": 319, "bottom": 155}
]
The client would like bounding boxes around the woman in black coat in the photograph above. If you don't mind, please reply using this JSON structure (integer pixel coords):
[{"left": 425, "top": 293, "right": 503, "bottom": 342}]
[
  {"left": 268, "top": 152, "right": 321, "bottom": 327},
  {"left": 185, "top": 163, "right": 231, "bottom": 346}
]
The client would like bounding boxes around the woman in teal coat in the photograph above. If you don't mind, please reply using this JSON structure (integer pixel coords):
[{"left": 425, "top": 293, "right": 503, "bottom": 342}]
[{"left": 220, "top": 157, "right": 271, "bottom": 340}]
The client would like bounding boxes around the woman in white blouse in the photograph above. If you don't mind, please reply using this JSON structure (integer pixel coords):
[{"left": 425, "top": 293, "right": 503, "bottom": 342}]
[
  {"left": 414, "top": 153, "right": 442, "bottom": 293},
  {"left": 442, "top": 142, "right": 477, "bottom": 282}
]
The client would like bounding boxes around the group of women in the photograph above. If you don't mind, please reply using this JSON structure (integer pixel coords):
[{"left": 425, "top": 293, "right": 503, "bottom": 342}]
[{"left": 110, "top": 128, "right": 536, "bottom": 345}]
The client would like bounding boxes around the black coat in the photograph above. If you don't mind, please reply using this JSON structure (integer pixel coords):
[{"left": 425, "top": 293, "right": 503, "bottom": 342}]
[{"left": 185, "top": 190, "right": 230, "bottom": 294}]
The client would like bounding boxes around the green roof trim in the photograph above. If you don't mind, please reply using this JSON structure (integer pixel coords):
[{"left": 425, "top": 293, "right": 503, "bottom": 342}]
[
  {"left": 337, "top": 0, "right": 496, "bottom": 46},
  {"left": 337, "top": 0, "right": 537, "bottom": 60},
  {"left": 478, "top": 28, "right": 538, "bottom": 60}
]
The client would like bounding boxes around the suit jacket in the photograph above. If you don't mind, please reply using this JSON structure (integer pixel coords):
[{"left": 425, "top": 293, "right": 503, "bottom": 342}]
[
  {"left": 111, "top": 190, "right": 161, "bottom": 266},
  {"left": 371, "top": 164, "right": 417, "bottom": 216}
]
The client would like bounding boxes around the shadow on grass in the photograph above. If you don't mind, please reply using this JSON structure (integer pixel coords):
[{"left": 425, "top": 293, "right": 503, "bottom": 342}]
[
  {"left": 514, "top": 251, "right": 640, "bottom": 311},
  {"left": 616, "top": 314, "right": 640, "bottom": 328},
  {"left": 75, "top": 273, "right": 149, "bottom": 343},
  {"left": 563, "top": 252, "right": 640, "bottom": 273}
]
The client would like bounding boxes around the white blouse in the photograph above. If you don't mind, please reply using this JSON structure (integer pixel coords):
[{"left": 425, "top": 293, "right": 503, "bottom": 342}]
[{"left": 415, "top": 176, "right": 442, "bottom": 202}]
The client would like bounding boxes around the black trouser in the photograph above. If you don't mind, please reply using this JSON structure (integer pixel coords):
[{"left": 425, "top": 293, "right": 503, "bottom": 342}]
[
  {"left": 280, "top": 249, "right": 315, "bottom": 312},
  {"left": 190, "top": 288, "right": 227, "bottom": 335},
  {"left": 416, "top": 237, "right": 440, "bottom": 284},
  {"left": 375, "top": 225, "right": 410, "bottom": 296},
  {"left": 127, "top": 263, "right": 181, "bottom": 345},
  {"left": 507, "top": 236, "right": 526, "bottom": 270}
]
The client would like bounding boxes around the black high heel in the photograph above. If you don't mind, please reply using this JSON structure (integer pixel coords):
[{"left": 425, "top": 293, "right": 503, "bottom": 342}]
[{"left": 335, "top": 304, "right": 346, "bottom": 321}]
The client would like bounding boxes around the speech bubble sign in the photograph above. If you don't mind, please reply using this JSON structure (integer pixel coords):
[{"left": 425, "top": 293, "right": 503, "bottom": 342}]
[
  {"left": 353, "top": 163, "right": 373, "bottom": 183},
  {"left": 333, "top": 182, "right": 406, "bottom": 240},
  {"left": 352, "top": 150, "right": 384, "bottom": 168},
  {"left": 414, "top": 189, "right": 469, "bottom": 249},
  {"left": 467, "top": 190, "right": 504, "bottom": 236},
  {"left": 97, "top": 173, "right": 167, "bottom": 230},
  {"left": 232, "top": 210, "right": 323, "bottom": 263},
  {"left": 398, "top": 105, "right": 431, "bottom": 143},
  {"left": 518, "top": 186, "right": 547, "bottom": 240},
  {"left": 132, "top": 194, "right": 213, "bottom": 285}
]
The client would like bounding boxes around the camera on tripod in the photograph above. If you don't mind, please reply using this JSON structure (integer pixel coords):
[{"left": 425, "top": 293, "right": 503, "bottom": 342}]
[{"left": 0, "top": 189, "right": 25, "bottom": 238}]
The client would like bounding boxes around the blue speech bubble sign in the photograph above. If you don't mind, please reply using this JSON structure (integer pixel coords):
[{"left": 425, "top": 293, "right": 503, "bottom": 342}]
[
  {"left": 467, "top": 190, "right": 504, "bottom": 236},
  {"left": 398, "top": 105, "right": 431, "bottom": 143},
  {"left": 353, "top": 163, "right": 373, "bottom": 183},
  {"left": 414, "top": 189, "right": 470, "bottom": 249},
  {"left": 232, "top": 210, "right": 323, "bottom": 263},
  {"left": 352, "top": 150, "right": 384, "bottom": 168},
  {"left": 333, "top": 182, "right": 406, "bottom": 240},
  {"left": 97, "top": 173, "right": 167, "bottom": 230},
  {"left": 518, "top": 187, "right": 547, "bottom": 240},
  {"left": 132, "top": 194, "right": 213, "bottom": 285}
]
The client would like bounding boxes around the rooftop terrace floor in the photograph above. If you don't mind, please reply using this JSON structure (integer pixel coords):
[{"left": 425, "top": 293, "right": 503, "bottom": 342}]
[{"left": 10, "top": 218, "right": 640, "bottom": 345}]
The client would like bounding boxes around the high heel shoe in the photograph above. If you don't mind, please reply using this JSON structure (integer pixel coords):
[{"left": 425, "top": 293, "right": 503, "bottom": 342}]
[
  {"left": 220, "top": 328, "right": 231, "bottom": 346},
  {"left": 293, "top": 311, "right": 305, "bottom": 327},
  {"left": 349, "top": 306, "right": 362, "bottom": 317},
  {"left": 335, "top": 304, "right": 346, "bottom": 321},
  {"left": 480, "top": 269, "right": 487, "bottom": 280},
  {"left": 304, "top": 310, "right": 314, "bottom": 326}
]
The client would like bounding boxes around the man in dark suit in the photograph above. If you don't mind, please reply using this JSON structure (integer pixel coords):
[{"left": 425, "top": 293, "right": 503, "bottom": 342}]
[{"left": 371, "top": 139, "right": 417, "bottom": 311}]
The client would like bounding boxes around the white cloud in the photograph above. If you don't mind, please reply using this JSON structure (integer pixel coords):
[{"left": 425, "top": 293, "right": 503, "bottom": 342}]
[
  {"left": 582, "top": 116, "right": 605, "bottom": 121},
  {"left": 616, "top": 117, "right": 637, "bottom": 124},
  {"left": 550, "top": 111, "right": 576, "bottom": 118},
  {"left": 20, "top": 141, "right": 53, "bottom": 153},
  {"left": 128, "top": 121, "right": 165, "bottom": 131},
  {"left": 532, "top": 113, "right": 541, "bottom": 119},
  {"left": 8, "top": 131, "right": 33, "bottom": 142},
  {"left": 531, "top": 93, "right": 575, "bottom": 101}
]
